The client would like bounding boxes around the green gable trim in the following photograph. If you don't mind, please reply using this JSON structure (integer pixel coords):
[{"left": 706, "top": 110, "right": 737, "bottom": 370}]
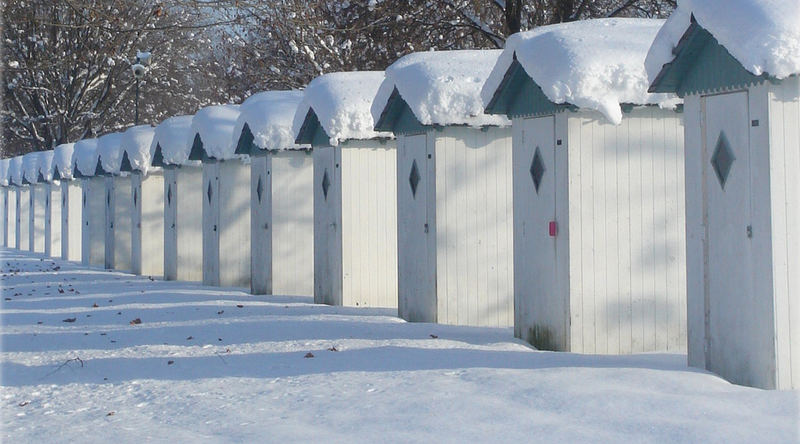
[
  {"left": 235, "top": 123, "right": 256, "bottom": 155},
  {"left": 187, "top": 133, "right": 208, "bottom": 161},
  {"left": 119, "top": 151, "right": 133, "bottom": 173},
  {"left": 151, "top": 144, "right": 166, "bottom": 167},
  {"left": 37, "top": 172, "right": 46, "bottom": 183},
  {"left": 94, "top": 158, "right": 110, "bottom": 177},
  {"left": 295, "top": 108, "right": 332, "bottom": 147},
  {"left": 649, "top": 21, "right": 767, "bottom": 97},
  {"left": 374, "top": 88, "right": 429, "bottom": 135},
  {"left": 484, "top": 58, "right": 572, "bottom": 119}
]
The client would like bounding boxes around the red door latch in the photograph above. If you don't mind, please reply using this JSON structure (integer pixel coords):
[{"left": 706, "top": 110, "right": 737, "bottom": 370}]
[{"left": 549, "top": 221, "right": 557, "bottom": 237}]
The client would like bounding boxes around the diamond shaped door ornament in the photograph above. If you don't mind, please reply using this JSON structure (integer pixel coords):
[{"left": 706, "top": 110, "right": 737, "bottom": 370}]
[
  {"left": 530, "top": 146, "right": 546, "bottom": 193},
  {"left": 711, "top": 131, "right": 735, "bottom": 189},
  {"left": 321, "top": 169, "right": 331, "bottom": 200},
  {"left": 167, "top": 185, "right": 172, "bottom": 206},
  {"left": 107, "top": 191, "right": 111, "bottom": 207},
  {"left": 256, "top": 176, "right": 264, "bottom": 203},
  {"left": 409, "top": 159, "right": 421, "bottom": 198},
  {"left": 207, "top": 181, "right": 213, "bottom": 203},
  {"left": 133, "top": 188, "right": 138, "bottom": 206}
]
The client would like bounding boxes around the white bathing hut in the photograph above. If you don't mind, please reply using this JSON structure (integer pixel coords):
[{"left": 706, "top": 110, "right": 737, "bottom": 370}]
[
  {"left": 98, "top": 132, "right": 131, "bottom": 271},
  {"left": 373, "top": 50, "right": 514, "bottom": 327},
  {"left": 120, "top": 125, "right": 163, "bottom": 277},
  {"left": 186, "top": 104, "right": 251, "bottom": 288},
  {"left": 7, "top": 156, "right": 22, "bottom": 249},
  {"left": 647, "top": 0, "right": 800, "bottom": 389},
  {"left": 36, "top": 150, "right": 61, "bottom": 257},
  {"left": 52, "top": 143, "right": 81, "bottom": 261},
  {"left": 293, "top": 72, "right": 398, "bottom": 308},
  {"left": 151, "top": 115, "right": 203, "bottom": 282},
  {"left": 233, "top": 91, "right": 314, "bottom": 295},
  {"left": 22, "top": 152, "right": 42, "bottom": 252},
  {"left": 483, "top": 19, "right": 686, "bottom": 353},
  {"left": 73, "top": 138, "right": 106, "bottom": 267}
]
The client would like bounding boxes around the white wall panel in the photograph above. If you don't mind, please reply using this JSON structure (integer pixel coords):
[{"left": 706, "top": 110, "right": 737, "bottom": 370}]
[
  {"left": 18, "top": 187, "right": 29, "bottom": 251},
  {"left": 219, "top": 160, "right": 251, "bottom": 288},
  {"left": 82, "top": 178, "right": 105, "bottom": 267},
  {"left": 7, "top": 188, "right": 16, "bottom": 248},
  {"left": 46, "top": 183, "right": 61, "bottom": 257},
  {"left": 32, "top": 184, "right": 46, "bottom": 253},
  {"left": 132, "top": 171, "right": 164, "bottom": 277},
  {"left": 0, "top": 188, "right": 6, "bottom": 247},
  {"left": 340, "top": 140, "right": 397, "bottom": 308},
  {"left": 111, "top": 176, "right": 132, "bottom": 271},
  {"left": 272, "top": 151, "right": 314, "bottom": 296},
  {"left": 63, "top": 182, "right": 82, "bottom": 261}
]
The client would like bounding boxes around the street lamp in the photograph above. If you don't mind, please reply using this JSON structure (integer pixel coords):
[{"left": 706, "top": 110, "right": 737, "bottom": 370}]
[{"left": 131, "top": 50, "right": 151, "bottom": 125}]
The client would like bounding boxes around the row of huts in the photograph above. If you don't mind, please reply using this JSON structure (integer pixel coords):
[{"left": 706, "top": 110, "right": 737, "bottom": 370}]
[{"left": 0, "top": 0, "right": 798, "bottom": 390}]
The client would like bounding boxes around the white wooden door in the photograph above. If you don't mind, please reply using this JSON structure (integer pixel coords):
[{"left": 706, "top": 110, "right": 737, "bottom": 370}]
[
  {"left": 104, "top": 178, "right": 114, "bottom": 269},
  {"left": 702, "top": 91, "right": 760, "bottom": 386},
  {"left": 202, "top": 162, "right": 220, "bottom": 286},
  {"left": 397, "top": 133, "right": 435, "bottom": 321},
  {"left": 164, "top": 168, "right": 178, "bottom": 280},
  {"left": 313, "top": 146, "right": 342, "bottom": 305},
  {"left": 514, "top": 116, "right": 560, "bottom": 349},
  {"left": 250, "top": 155, "right": 272, "bottom": 294},
  {"left": 131, "top": 173, "right": 143, "bottom": 274}
]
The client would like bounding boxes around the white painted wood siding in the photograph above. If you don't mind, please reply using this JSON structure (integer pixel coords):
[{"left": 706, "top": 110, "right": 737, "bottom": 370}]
[
  {"left": 218, "top": 160, "right": 251, "bottom": 288},
  {"left": 82, "top": 178, "right": 105, "bottom": 267},
  {"left": 272, "top": 151, "right": 314, "bottom": 296},
  {"left": 32, "top": 184, "right": 46, "bottom": 252},
  {"left": 47, "top": 183, "right": 61, "bottom": 257},
  {"left": 63, "top": 182, "right": 81, "bottom": 261},
  {"left": 768, "top": 76, "right": 800, "bottom": 389},
  {"left": 131, "top": 172, "right": 164, "bottom": 277},
  {"left": 7, "top": 188, "right": 16, "bottom": 248},
  {"left": 18, "top": 188, "right": 29, "bottom": 251},
  {"left": 112, "top": 176, "right": 132, "bottom": 271},
  {"left": 250, "top": 155, "right": 272, "bottom": 294},
  {"left": 434, "top": 126, "right": 513, "bottom": 327},
  {"left": 340, "top": 140, "right": 398, "bottom": 308},
  {"left": 565, "top": 108, "right": 686, "bottom": 354},
  {"left": 0, "top": 188, "right": 6, "bottom": 247},
  {"left": 169, "top": 167, "right": 203, "bottom": 282}
]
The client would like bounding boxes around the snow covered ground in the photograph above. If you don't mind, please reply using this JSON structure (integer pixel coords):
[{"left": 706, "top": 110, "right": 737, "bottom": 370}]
[{"left": 1, "top": 248, "right": 797, "bottom": 443}]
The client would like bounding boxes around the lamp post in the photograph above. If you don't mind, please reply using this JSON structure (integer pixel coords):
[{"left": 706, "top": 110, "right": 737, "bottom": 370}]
[{"left": 131, "top": 51, "right": 151, "bottom": 125}]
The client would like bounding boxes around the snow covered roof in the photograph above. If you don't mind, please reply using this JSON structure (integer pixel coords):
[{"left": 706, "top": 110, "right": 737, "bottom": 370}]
[
  {"left": 189, "top": 104, "right": 241, "bottom": 160},
  {"left": 233, "top": 91, "right": 308, "bottom": 152},
  {"left": 37, "top": 150, "right": 55, "bottom": 182},
  {"left": 0, "top": 158, "right": 10, "bottom": 186},
  {"left": 482, "top": 18, "right": 679, "bottom": 125},
  {"left": 73, "top": 138, "right": 101, "bottom": 177},
  {"left": 53, "top": 143, "right": 76, "bottom": 180},
  {"left": 22, "top": 152, "right": 41, "bottom": 184},
  {"left": 373, "top": 50, "right": 509, "bottom": 129},
  {"left": 121, "top": 125, "right": 156, "bottom": 173},
  {"left": 97, "top": 132, "right": 126, "bottom": 175},
  {"left": 9, "top": 156, "right": 23, "bottom": 186},
  {"left": 151, "top": 115, "right": 195, "bottom": 166},
  {"left": 646, "top": 0, "right": 800, "bottom": 85},
  {"left": 293, "top": 71, "right": 392, "bottom": 145}
]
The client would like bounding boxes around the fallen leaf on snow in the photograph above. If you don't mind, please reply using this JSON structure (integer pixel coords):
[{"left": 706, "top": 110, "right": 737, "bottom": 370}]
[
  {"left": 129, "top": 318, "right": 142, "bottom": 325},
  {"left": 62, "top": 318, "right": 76, "bottom": 323},
  {"left": 304, "top": 352, "right": 314, "bottom": 358}
]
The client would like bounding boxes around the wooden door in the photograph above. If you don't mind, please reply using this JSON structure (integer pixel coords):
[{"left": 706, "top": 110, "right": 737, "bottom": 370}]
[
  {"left": 250, "top": 155, "right": 272, "bottom": 294},
  {"left": 104, "top": 178, "right": 114, "bottom": 269},
  {"left": 163, "top": 169, "right": 178, "bottom": 280},
  {"left": 397, "top": 133, "right": 435, "bottom": 321},
  {"left": 202, "top": 162, "right": 220, "bottom": 286},
  {"left": 313, "top": 146, "right": 341, "bottom": 305},
  {"left": 702, "top": 91, "right": 758, "bottom": 385},
  {"left": 514, "top": 116, "right": 560, "bottom": 349},
  {"left": 131, "top": 174, "right": 143, "bottom": 274}
]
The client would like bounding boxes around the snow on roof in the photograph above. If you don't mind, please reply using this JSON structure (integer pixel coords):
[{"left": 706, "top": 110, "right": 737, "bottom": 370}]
[
  {"left": 121, "top": 125, "right": 156, "bottom": 173},
  {"left": 482, "top": 18, "right": 680, "bottom": 125},
  {"left": 151, "top": 115, "right": 195, "bottom": 165},
  {"left": 373, "top": 50, "right": 510, "bottom": 128},
  {"left": 234, "top": 91, "right": 308, "bottom": 151},
  {"left": 646, "top": 0, "right": 800, "bottom": 83},
  {"left": 73, "top": 138, "right": 100, "bottom": 177},
  {"left": 0, "top": 158, "right": 9, "bottom": 186},
  {"left": 190, "top": 104, "right": 241, "bottom": 160},
  {"left": 97, "top": 132, "right": 126, "bottom": 175},
  {"left": 53, "top": 143, "right": 76, "bottom": 180},
  {"left": 22, "top": 152, "right": 41, "bottom": 183},
  {"left": 293, "top": 71, "right": 392, "bottom": 145},
  {"left": 9, "top": 156, "right": 24, "bottom": 186},
  {"left": 37, "top": 150, "right": 55, "bottom": 182}
]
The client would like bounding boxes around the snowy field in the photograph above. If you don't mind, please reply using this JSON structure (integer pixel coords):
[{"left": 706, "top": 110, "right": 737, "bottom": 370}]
[{"left": 1, "top": 248, "right": 797, "bottom": 443}]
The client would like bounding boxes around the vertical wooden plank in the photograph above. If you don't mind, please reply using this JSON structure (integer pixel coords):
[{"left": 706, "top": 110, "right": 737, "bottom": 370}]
[
  {"left": 617, "top": 113, "right": 633, "bottom": 354},
  {"left": 566, "top": 115, "right": 583, "bottom": 351},
  {"left": 50, "top": 183, "right": 61, "bottom": 258}
]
